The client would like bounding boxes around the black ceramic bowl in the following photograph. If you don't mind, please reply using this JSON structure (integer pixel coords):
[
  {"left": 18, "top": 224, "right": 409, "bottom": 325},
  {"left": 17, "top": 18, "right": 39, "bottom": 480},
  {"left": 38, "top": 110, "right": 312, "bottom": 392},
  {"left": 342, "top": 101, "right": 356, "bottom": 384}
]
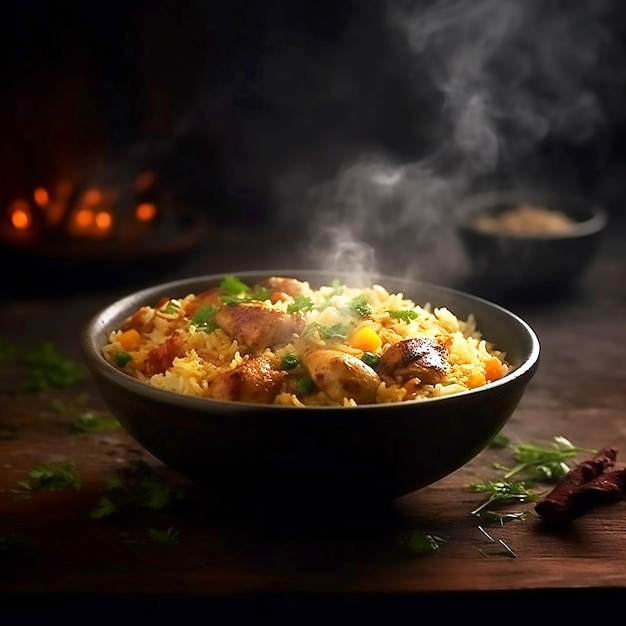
[
  {"left": 456, "top": 190, "right": 607, "bottom": 297},
  {"left": 81, "top": 270, "right": 540, "bottom": 506}
]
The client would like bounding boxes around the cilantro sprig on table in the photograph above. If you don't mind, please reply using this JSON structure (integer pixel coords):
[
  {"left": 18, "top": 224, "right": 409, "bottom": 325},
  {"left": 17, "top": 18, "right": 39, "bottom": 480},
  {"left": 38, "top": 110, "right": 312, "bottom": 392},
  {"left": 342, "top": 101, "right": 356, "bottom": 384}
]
[
  {"left": 469, "top": 435, "right": 597, "bottom": 521},
  {"left": 90, "top": 462, "right": 184, "bottom": 519},
  {"left": 16, "top": 460, "right": 81, "bottom": 492},
  {"left": 0, "top": 336, "right": 85, "bottom": 392}
]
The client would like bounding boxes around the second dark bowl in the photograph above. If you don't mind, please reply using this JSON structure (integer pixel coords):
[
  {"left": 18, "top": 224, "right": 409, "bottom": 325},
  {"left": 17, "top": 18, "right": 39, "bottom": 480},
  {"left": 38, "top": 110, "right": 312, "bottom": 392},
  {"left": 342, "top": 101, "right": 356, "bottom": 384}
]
[{"left": 456, "top": 190, "right": 607, "bottom": 298}]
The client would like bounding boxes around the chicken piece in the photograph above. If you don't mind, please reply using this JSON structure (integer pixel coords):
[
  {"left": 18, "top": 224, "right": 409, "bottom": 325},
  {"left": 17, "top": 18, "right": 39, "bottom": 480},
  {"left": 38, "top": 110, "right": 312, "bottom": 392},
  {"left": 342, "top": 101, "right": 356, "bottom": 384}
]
[
  {"left": 379, "top": 337, "right": 449, "bottom": 385},
  {"left": 215, "top": 302, "right": 306, "bottom": 352},
  {"left": 304, "top": 349, "right": 381, "bottom": 405},
  {"left": 141, "top": 332, "right": 186, "bottom": 377},
  {"left": 255, "top": 276, "right": 313, "bottom": 299},
  {"left": 207, "top": 356, "right": 286, "bottom": 404}
]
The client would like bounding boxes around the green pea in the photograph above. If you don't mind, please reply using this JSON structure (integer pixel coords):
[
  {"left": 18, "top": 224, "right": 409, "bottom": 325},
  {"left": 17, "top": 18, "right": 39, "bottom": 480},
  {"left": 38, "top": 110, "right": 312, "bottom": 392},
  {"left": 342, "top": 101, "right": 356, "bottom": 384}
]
[
  {"left": 280, "top": 353, "right": 300, "bottom": 370},
  {"left": 114, "top": 351, "right": 132, "bottom": 367},
  {"left": 296, "top": 376, "right": 318, "bottom": 395},
  {"left": 361, "top": 351, "right": 381, "bottom": 370}
]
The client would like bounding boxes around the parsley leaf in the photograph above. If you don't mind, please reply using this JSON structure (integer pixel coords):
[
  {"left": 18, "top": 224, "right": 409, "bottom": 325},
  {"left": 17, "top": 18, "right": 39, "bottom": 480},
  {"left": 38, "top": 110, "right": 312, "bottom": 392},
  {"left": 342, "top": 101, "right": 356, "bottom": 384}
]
[
  {"left": 71, "top": 411, "right": 121, "bottom": 433},
  {"left": 21, "top": 342, "right": 86, "bottom": 391},
  {"left": 348, "top": 294, "right": 371, "bottom": 317},
  {"left": 17, "top": 460, "right": 81, "bottom": 492},
  {"left": 287, "top": 295, "right": 315, "bottom": 313},
  {"left": 191, "top": 304, "right": 219, "bottom": 332},
  {"left": 397, "top": 531, "right": 445, "bottom": 557},
  {"left": 148, "top": 527, "right": 181, "bottom": 545},
  {"left": 90, "top": 463, "right": 184, "bottom": 519},
  {"left": 469, "top": 479, "right": 540, "bottom": 516},
  {"left": 388, "top": 310, "right": 418, "bottom": 323},
  {"left": 220, "top": 275, "right": 251, "bottom": 295}
]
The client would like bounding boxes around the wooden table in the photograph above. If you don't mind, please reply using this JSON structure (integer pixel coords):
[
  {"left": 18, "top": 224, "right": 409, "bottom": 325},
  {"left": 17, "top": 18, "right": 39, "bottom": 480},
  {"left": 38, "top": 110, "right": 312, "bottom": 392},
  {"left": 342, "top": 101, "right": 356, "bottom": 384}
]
[{"left": 1, "top": 219, "right": 626, "bottom": 617}]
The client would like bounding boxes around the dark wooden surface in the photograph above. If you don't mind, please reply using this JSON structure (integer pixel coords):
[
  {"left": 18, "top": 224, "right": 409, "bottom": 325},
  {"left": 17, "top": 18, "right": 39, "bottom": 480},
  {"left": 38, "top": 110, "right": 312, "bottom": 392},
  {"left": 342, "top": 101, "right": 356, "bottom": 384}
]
[{"left": 1, "top": 219, "right": 626, "bottom": 617}]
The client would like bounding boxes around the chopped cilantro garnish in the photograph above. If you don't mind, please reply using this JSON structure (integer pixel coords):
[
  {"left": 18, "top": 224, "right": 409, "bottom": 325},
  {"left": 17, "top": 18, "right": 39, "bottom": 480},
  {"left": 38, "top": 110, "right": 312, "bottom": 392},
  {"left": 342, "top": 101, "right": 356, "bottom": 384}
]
[
  {"left": 349, "top": 294, "right": 371, "bottom": 317},
  {"left": 162, "top": 300, "right": 181, "bottom": 314},
  {"left": 388, "top": 310, "right": 419, "bottom": 323},
  {"left": 329, "top": 279, "right": 344, "bottom": 294},
  {"left": 191, "top": 304, "right": 219, "bottom": 332},
  {"left": 317, "top": 323, "right": 349, "bottom": 339},
  {"left": 220, "top": 275, "right": 251, "bottom": 295},
  {"left": 287, "top": 295, "right": 315, "bottom": 313}
]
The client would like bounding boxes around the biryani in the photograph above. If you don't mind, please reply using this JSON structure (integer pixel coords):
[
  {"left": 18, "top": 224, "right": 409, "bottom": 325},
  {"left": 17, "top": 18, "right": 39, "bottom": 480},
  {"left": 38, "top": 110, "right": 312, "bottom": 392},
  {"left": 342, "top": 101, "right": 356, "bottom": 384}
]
[{"left": 102, "top": 274, "right": 510, "bottom": 406}]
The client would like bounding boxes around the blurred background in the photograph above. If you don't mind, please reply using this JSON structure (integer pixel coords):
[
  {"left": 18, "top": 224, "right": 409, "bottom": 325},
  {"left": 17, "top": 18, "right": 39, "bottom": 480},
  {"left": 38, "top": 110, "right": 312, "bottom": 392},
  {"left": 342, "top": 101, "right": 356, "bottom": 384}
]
[{"left": 1, "top": 0, "right": 625, "bottom": 295}]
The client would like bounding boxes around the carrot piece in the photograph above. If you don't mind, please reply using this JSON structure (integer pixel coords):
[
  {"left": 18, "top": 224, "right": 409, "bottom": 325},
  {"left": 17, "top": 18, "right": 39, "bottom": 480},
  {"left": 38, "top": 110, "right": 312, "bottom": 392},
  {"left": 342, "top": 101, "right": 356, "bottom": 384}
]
[
  {"left": 484, "top": 356, "right": 504, "bottom": 382},
  {"left": 119, "top": 328, "right": 141, "bottom": 351},
  {"left": 350, "top": 327, "right": 382, "bottom": 353},
  {"left": 466, "top": 370, "right": 487, "bottom": 389}
]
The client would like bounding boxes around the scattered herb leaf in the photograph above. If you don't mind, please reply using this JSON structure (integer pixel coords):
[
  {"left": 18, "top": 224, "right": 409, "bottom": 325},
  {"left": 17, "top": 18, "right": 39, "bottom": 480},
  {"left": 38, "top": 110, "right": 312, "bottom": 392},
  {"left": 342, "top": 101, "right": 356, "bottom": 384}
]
[
  {"left": 71, "top": 411, "right": 121, "bottom": 433},
  {"left": 17, "top": 460, "right": 81, "bottom": 492},
  {"left": 148, "top": 527, "right": 181, "bottom": 545},
  {"left": 90, "top": 463, "right": 184, "bottom": 518},
  {"left": 397, "top": 531, "right": 444, "bottom": 557},
  {"left": 500, "top": 436, "right": 596, "bottom": 482},
  {"left": 21, "top": 342, "right": 86, "bottom": 391},
  {"left": 469, "top": 480, "right": 540, "bottom": 516}
]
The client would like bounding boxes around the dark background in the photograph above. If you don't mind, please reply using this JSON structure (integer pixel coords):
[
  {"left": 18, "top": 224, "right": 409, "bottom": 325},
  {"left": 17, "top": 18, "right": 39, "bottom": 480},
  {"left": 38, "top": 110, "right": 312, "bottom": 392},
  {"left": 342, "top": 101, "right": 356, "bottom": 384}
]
[{"left": 1, "top": 0, "right": 625, "bottom": 230}]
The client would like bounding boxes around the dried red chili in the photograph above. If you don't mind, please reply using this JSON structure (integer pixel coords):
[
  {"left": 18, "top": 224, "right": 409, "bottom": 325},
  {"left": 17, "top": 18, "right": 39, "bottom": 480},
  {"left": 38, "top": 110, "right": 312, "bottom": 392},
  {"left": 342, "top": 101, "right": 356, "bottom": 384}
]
[{"left": 535, "top": 446, "right": 622, "bottom": 524}]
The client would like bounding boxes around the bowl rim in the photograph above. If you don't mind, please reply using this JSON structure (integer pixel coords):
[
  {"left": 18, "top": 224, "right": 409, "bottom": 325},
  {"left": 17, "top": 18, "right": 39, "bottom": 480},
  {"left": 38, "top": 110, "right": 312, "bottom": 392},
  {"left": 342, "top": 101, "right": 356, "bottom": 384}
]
[
  {"left": 455, "top": 189, "right": 608, "bottom": 240},
  {"left": 81, "top": 269, "right": 541, "bottom": 412}
]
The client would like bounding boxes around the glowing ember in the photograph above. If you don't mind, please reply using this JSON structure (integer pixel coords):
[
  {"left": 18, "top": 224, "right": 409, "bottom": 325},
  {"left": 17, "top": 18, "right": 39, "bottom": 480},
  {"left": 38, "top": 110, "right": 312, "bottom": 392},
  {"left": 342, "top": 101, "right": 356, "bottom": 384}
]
[
  {"left": 1, "top": 169, "right": 165, "bottom": 247},
  {"left": 135, "top": 202, "right": 156, "bottom": 222},
  {"left": 33, "top": 187, "right": 50, "bottom": 207},
  {"left": 94, "top": 211, "right": 113, "bottom": 230},
  {"left": 9, "top": 200, "right": 32, "bottom": 230}
]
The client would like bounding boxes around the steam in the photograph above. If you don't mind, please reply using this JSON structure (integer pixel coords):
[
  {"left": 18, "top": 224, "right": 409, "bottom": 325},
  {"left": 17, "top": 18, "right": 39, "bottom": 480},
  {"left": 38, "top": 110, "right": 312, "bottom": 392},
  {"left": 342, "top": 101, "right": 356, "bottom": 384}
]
[{"left": 273, "top": 0, "right": 613, "bottom": 282}]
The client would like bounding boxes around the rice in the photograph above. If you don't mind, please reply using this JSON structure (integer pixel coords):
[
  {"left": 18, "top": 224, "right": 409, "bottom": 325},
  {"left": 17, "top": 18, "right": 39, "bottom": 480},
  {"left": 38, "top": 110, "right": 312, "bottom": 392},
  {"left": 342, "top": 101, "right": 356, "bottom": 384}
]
[{"left": 102, "top": 275, "right": 510, "bottom": 406}]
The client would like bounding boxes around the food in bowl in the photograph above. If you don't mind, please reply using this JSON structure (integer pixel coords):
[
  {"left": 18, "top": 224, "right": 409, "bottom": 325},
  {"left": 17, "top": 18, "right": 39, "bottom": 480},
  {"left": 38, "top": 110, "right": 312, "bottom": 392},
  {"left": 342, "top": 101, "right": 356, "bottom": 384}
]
[
  {"left": 82, "top": 271, "right": 540, "bottom": 502},
  {"left": 101, "top": 274, "right": 510, "bottom": 407},
  {"left": 473, "top": 203, "right": 577, "bottom": 235}
]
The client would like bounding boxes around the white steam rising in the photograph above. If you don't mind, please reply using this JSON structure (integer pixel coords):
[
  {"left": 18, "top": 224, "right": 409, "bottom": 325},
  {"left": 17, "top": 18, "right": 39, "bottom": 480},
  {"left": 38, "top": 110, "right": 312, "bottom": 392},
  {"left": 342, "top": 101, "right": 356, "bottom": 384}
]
[{"left": 288, "top": 0, "right": 612, "bottom": 283}]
